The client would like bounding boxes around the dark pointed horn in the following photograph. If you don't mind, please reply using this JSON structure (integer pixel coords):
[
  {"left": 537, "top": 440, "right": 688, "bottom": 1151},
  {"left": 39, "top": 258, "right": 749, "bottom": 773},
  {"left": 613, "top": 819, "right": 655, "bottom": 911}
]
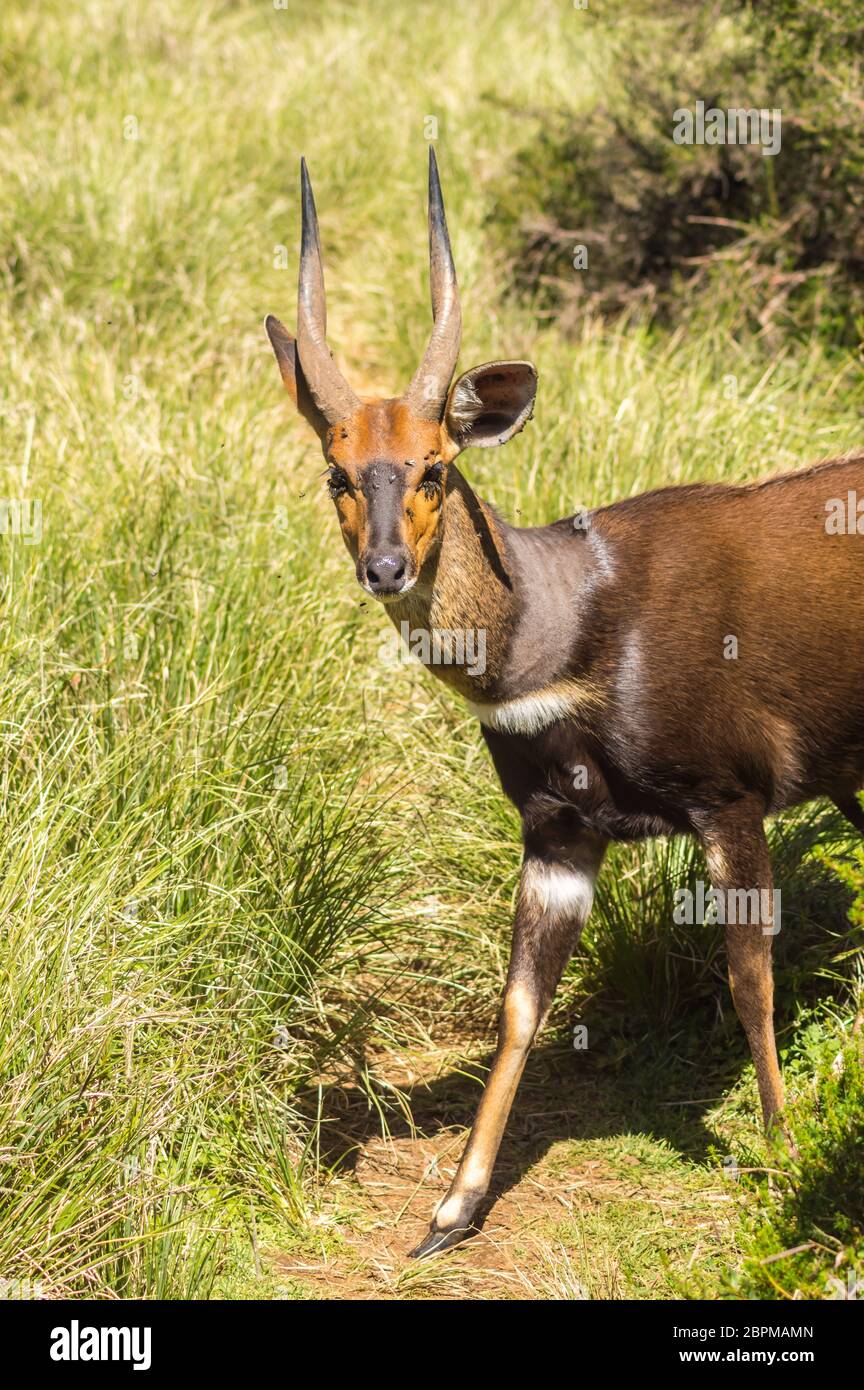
[
  {"left": 404, "top": 148, "right": 462, "bottom": 420},
  {"left": 296, "top": 158, "right": 360, "bottom": 425}
]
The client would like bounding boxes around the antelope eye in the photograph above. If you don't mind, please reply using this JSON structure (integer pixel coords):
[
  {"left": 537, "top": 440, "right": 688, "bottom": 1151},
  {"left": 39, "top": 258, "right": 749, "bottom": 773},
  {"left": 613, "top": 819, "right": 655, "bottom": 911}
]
[
  {"left": 327, "top": 466, "right": 350, "bottom": 497},
  {"left": 418, "top": 461, "right": 443, "bottom": 497}
]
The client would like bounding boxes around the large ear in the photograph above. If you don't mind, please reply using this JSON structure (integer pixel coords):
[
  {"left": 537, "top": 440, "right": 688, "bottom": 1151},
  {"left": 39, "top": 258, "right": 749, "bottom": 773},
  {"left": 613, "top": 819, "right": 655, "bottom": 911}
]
[
  {"left": 265, "top": 314, "right": 329, "bottom": 444},
  {"left": 444, "top": 360, "right": 537, "bottom": 450}
]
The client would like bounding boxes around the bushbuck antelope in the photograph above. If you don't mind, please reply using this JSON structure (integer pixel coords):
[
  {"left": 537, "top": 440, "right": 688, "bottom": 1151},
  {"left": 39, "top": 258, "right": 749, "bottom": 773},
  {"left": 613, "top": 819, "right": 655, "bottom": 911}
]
[{"left": 266, "top": 149, "right": 864, "bottom": 1258}]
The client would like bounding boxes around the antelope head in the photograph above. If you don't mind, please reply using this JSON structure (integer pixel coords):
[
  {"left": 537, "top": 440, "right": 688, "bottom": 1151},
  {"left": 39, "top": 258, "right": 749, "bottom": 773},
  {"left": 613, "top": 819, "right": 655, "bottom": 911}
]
[{"left": 266, "top": 150, "right": 537, "bottom": 599}]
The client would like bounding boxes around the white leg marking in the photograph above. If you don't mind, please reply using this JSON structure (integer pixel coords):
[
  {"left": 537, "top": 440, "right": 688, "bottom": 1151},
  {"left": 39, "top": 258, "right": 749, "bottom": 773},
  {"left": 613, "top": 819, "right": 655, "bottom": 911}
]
[
  {"left": 500, "top": 979, "right": 540, "bottom": 1050},
  {"left": 704, "top": 841, "right": 732, "bottom": 884},
  {"left": 519, "top": 858, "right": 597, "bottom": 923},
  {"left": 434, "top": 1193, "right": 471, "bottom": 1228}
]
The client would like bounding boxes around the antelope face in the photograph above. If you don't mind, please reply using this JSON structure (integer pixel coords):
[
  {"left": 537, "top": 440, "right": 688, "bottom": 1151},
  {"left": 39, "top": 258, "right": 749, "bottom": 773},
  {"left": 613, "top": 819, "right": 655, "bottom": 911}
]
[
  {"left": 321, "top": 401, "right": 452, "bottom": 598},
  {"left": 266, "top": 150, "right": 537, "bottom": 600}
]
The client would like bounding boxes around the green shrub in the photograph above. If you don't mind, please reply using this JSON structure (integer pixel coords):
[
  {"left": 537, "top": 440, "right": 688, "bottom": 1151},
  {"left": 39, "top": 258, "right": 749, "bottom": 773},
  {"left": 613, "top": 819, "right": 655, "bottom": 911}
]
[{"left": 492, "top": 0, "right": 864, "bottom": 344}]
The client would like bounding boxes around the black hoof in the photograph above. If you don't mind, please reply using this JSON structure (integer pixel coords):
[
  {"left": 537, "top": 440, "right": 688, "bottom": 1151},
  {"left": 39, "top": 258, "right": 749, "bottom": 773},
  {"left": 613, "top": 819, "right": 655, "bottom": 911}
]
[{"left": 408, "top": 1224, "right": 474, "bottom": 1260}]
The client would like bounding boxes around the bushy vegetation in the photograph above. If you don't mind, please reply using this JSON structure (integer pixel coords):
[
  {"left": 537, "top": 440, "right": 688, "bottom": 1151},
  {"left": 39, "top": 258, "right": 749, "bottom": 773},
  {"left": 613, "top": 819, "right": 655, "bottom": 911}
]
[
  {"left": 0, "top": 0, "right": 861, "bottom": 1298},
  {"left": 492, "top": 0, "right": 864, "bottom": 343}
]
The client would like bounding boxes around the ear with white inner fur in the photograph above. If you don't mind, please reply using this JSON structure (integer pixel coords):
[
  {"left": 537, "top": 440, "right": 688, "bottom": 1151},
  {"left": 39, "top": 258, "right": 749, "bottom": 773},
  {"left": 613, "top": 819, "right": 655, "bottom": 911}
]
[{"left": 444, "top": 360, "right": 537, "bottom": 450}]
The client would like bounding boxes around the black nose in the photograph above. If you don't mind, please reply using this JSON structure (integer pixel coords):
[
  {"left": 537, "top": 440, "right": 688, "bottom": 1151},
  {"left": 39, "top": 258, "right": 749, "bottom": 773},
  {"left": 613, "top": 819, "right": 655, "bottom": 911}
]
[{"left": 365, "top": 553, "right": 407, "bottom": 595}]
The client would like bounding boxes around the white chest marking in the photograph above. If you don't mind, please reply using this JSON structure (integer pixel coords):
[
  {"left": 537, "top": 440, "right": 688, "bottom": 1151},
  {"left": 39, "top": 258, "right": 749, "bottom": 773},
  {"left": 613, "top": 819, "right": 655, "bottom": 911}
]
[{"left": 465, "top": 680, "right": 598, "bottom": 737}]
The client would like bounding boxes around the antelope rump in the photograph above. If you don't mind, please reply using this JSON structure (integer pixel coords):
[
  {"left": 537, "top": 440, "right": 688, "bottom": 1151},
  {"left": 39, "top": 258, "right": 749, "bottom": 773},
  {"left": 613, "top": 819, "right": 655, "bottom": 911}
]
[{"left": 266, "top": 149, "right": 864, "bottom": 1258}]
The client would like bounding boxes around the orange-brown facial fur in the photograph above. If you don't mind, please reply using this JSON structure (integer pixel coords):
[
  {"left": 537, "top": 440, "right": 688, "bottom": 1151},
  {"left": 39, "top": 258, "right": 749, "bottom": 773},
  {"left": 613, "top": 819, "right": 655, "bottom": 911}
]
[{"left": 323, "top": 399, "right": 460, "bottom": 597}]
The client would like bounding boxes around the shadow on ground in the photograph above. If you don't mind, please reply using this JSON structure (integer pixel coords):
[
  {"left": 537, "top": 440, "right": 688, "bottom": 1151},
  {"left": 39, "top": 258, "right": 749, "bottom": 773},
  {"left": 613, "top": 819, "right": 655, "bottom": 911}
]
[{"left": 301, "top": 1019, "right": 746, "bottom": 1206}]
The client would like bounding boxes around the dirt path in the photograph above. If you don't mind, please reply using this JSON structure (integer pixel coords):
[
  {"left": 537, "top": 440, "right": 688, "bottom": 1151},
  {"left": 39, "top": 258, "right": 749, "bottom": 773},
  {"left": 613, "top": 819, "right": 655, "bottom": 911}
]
[{"left": 275, "top": 1036, "right": 742, "bottom": 1300}]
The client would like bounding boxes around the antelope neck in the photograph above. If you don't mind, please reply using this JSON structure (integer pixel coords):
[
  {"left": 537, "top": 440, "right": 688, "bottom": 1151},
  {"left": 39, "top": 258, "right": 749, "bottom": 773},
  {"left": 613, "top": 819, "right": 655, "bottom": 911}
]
[{"left": 386, "top": 465, "right": 595, "bottom": 717}]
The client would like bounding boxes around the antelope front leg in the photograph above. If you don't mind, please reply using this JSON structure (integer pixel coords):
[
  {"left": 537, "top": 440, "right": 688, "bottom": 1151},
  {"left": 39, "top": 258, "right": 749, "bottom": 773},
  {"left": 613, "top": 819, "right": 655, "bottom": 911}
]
[
  {"left": 410, "top": 826, "right": 606, "bottom": 1259},
  {"left": 698, "top": 802, "right": 786, "bottom": 1129}
]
